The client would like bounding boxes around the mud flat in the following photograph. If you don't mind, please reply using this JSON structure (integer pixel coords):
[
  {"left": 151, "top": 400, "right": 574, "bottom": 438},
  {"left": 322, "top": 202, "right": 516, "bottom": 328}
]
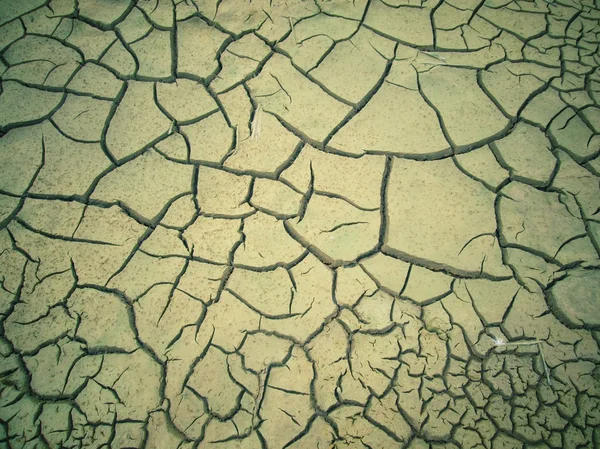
[{"left": 1, "top": 0, "right": 600, "bottom": 448}]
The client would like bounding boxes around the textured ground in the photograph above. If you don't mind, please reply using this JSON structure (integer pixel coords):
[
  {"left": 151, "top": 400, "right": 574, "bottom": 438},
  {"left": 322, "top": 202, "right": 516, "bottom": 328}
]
[{"left": 1, "top": 0, "right": 600, "bottom": 448}]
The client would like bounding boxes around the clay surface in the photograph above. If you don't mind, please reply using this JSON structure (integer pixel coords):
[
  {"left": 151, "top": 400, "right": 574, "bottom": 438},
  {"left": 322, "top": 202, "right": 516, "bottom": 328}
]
[{"left": 1, "top": 0, "right": 600, "bottom": 448}]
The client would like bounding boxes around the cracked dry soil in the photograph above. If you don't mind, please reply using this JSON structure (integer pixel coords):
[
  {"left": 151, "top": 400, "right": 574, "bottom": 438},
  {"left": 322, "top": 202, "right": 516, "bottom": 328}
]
[{"left": 1, "top": 0, "right": 600, "bottom": 448}]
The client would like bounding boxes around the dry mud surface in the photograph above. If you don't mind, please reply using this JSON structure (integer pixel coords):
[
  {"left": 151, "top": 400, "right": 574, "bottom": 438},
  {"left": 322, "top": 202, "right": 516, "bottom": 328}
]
[{"left": 1, "top": 0, "right": 600, "bottom": 448}]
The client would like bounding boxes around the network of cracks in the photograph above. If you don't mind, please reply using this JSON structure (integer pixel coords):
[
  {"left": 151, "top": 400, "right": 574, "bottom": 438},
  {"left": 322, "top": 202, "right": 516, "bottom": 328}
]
[{"left": 1, "top": 0, "right": 600, "bottom": 448}]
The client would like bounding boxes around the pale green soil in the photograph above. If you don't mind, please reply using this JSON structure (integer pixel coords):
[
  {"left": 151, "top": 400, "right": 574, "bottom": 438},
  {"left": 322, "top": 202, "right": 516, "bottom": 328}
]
[{"left": 1, "top": 0, "right": 600, "bottom": 448}]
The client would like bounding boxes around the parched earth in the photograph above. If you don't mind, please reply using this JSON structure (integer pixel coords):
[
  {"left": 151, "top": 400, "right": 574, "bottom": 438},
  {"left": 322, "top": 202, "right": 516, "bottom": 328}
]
[{"left": 1, "top": 0, "right": 600, "bottom": 448}]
